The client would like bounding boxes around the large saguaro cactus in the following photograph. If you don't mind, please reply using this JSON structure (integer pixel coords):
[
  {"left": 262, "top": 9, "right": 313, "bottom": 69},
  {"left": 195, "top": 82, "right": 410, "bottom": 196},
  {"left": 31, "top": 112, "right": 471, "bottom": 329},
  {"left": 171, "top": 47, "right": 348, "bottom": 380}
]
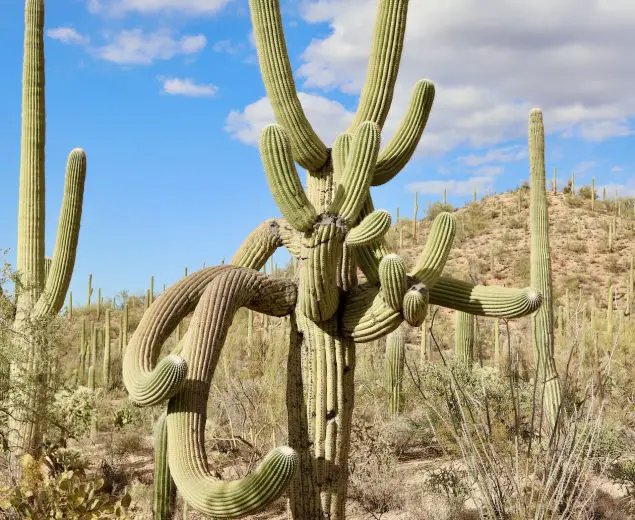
[
  {"left": 528, "top": 108, "right": 562, "bottom": 433},
  {"left": 124, "top": 1, "right": 542, "bottom": 518},
  {"left": 9, "top": 0, "right": 87, "bottom": 463}
]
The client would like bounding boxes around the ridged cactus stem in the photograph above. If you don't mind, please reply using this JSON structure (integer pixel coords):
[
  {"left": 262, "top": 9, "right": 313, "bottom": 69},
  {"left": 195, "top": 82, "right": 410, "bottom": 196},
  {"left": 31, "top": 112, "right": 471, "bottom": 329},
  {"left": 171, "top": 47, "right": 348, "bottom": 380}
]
[
  {"left": 529, "top": 108, "right": 562, "bottom": 433},
  {"left": 443, "top": 188, "right": 447, "bottom": 210},
  {"left": 455, "top": 311, "right": 475, "bottom": 368},
  {"left": 493, "top": 318, "right": 501, "bottom": 370},
  {"left": 97, "top": 287, "right": 101, "bottom": 319},
  {"left": 87, "top": 273, "right": 92, "bottom": 307},
  {"left": 413, "top": 191, "right": 419, "bottom": 239},
  {"left": 79, "top": 318, "right": 86, "bottom": 382},
  {"left": 571, "top": 171, "right": 575, "bottom": 195},
  {"left": 90, "top": 322, "right": 97, "bottom": 372},
  {"left": 386, "top": 324, "right": 406, "bottom": 418},
  {"left": 103, "top": 309, "right": 111, "bottom": 388},
  {"left": 150, "top": 275, "right": 155, "bottom": 305},
  {"left": 153, "top": 412, "right": 176, "bottom": 520}
]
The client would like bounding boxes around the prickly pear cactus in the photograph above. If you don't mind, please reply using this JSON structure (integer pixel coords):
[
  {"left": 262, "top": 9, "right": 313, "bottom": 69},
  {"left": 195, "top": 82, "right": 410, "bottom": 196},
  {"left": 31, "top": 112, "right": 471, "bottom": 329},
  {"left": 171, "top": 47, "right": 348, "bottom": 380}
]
[{"left": 123, "top": 1, "right": 543, "bottom": 518}]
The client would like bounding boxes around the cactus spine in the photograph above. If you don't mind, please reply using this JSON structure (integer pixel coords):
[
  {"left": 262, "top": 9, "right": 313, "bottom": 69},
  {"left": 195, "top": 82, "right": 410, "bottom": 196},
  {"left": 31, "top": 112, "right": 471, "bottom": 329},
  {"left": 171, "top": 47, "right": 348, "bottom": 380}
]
[
  {"left": 528, "top": 108, "right": 562, "bottom": 433},
  {"left": 385, "top": 324, "right": 406, "bottom": 418},
  {"left": 9, "top": 0, "right": 88, "bottom": 460},
  {"left": 455, "top": 311, "right": 475, "bottom": 368}
]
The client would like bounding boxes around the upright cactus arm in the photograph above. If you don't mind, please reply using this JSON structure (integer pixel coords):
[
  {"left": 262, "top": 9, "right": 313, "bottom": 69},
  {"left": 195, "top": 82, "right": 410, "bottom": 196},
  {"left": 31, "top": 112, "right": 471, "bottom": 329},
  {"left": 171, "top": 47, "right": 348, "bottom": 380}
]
[
  {"left": 409, "top": 212, "right": 456, "bottom": 286},
  {"left": 166, "top": 268, "right": 298, "bottom": 518},
  {"left": 328, "top": 122, "right": 381, "bottom": 224},
  {"left": 33, "top": 149, "right": 86, "bottom": 317},
  {"left": 16, "top": 0, "right": 46, "bottom": 312},
  {"left": 347, "top": 0, "right": 409, "bottom": 132},
  {"left": 249, "top": 0, "right": 328, "bottom": 171},
  {"left": 332, "top": 134, "right": 353, "bottom": 183},
  {"left": 123, "top": 266, "right": 235, "bottom": 406},
  {"left": 260, "top": 125, "right": 317, "bottom": 232},
  {"left": 429, "top": 276, "right": 542, "bottom": 318},
  {"left": 373, "top": 79, "right": 436, "bottom": 186},
  {"left": 231, "top": 218, "right": 301, "bottom": 270}
]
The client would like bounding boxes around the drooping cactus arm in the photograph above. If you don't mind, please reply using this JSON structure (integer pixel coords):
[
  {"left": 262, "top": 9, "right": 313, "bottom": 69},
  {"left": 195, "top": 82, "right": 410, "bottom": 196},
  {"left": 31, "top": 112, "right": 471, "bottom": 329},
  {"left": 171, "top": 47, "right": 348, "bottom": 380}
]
[
  {"left": 167, "top": 267, "right": 298, "bottom": 518},
  {"left": 17, "top": 0, "right": 46, "bottom": 312},
  {"left": 373, "top": 80, "right": 436, "bottom": 186},
  {"left": 345, "top": 210, "right": 391, "bottom": 247},
  {"left": 409, "top": 212, "right": 456, "bottom": 286},
  {"left": 328, "top": 122, "right": 381, "bottom": 224},
  {"left": 231, "top": 218, "right": 301, "bottom": 270},
  {"left": 249, "top": 0, "right": 329, "bottom": 172},
  {"left": 429, "top": 276, "right": 542, "bottom": 318},
  {"left": 351, "top": 196, "right": 391, "bottom": 285},
  {"left": 33, "top": 149, "right": 86, "bottom": 317},
  {"left": 341, "top": 284, "right": 402, "bottom": 343},
  {"left": 123, "top": 266, "right": 234, "bottom": 407},
  {"left": 347, "top": 0, "right": 409, "bottom": 132},
  {"left": 260, "top": 125, "right": 317, "bottom": 232}
]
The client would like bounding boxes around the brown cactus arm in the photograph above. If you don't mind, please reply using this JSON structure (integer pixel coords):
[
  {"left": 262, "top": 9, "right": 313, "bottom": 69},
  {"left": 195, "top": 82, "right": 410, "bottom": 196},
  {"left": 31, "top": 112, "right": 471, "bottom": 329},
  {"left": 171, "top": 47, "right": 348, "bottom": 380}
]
[
  {"left": 249, "top": 0, "right": 328, "bottom": 171},
  {"left": 34, "top": 149, "right": 86, "bottom": 317}
]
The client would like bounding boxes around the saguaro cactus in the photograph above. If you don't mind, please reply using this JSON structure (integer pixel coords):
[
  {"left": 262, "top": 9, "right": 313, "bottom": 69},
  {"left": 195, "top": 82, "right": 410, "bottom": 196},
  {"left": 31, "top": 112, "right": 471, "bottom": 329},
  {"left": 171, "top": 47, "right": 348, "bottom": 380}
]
[
  {"left": 153, "top": 412, "right": 176, "bottom": 520},
  {"left": 455, "top": 311, "right": 474, "bottom": 368},
  {"left": 385, "top": 324, "right": 406, "bottom": 418},
  {"left": 528, "top": 108, "right": 562, "bottom": 433},
  {"left": 9, "top": 0, "right": 87, "bottom": 461},
  {"left": 123, "top": 1, "right": 543, "bottom": 518}
]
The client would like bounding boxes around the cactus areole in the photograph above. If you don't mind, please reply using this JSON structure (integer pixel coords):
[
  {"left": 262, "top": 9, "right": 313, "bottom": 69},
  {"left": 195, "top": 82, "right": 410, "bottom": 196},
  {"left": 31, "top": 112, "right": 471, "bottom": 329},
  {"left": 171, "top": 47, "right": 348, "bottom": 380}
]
[{"left": 123, "top": 1, "right": 542, "bottom": 518}]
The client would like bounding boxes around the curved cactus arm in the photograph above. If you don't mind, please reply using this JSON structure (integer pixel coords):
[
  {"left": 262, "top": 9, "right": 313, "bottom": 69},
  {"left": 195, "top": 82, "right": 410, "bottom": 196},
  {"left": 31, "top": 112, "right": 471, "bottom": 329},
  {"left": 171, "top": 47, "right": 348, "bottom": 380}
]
[
  {"left": 352, "top": 196, "right": 391, "bottom": 285},
  {"left": 429, "top": 276, "right": 542, "bottom": 318},
  {"left": 332, "top": 133, "right": 353, "bottom": 183},
  {"left": 341, "top": 285, "right": 402, "bottom": 343},
  {"left": 123, "top": 266, "right": 234, "bottom": 407},
  {"left": 33, "top": 149, "right": 86, "bottom": 317},
  {"left": 373, "top": 79, "right": 436, "bottom": 186},
  {"left": 345, "top": 210, "right": 391, "bottom": 247},
  {"left": 261, "top": 125, "right": 317, "bottom": 232},
  {"left": 232, "top": 218, "right": 301, "bottom": 270},
  {"left": 249, "top": 0, "right": 328, "bottom": 171},
  {"left": 378, "top": 254, "right": 407, "bottom": 311},
  {"left": 402, "top": 285, "right": 429, "bottom": 327},
  {"left": 347, "top": 0, "right": 409, "bottom": 132},
  {"left": 409, "top": 212, "right": 456, "bottom": 286},
  {"left": 166, "top": 267, "right": 298, "bottom": 518},
  {"left": 328, "top": 122, "right": 380, "bottom": 224}
]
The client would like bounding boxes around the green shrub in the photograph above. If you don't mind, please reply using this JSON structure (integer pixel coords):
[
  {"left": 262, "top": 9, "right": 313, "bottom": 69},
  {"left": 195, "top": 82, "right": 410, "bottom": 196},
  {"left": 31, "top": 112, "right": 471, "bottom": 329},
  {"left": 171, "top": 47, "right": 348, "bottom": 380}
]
[{"left": 427, "top": 201, "right": 454, "bottom": 220}]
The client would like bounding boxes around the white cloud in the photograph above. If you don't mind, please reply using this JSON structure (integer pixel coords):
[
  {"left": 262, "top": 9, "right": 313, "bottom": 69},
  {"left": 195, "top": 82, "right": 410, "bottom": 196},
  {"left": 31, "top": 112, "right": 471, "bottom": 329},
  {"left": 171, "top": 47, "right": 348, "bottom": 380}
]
[
  {"left": 224, "top": 93, "right": 354, "bottom": 146},
  {"left": 160, "top": 77, "right": 218, "bottom": 97},
  {"left": 611, "top": 166, "right": 623, "bottom": 173},
  {"left": 47, "top": 27, "right": 89, "bottom": 45},
  {"left": 213, "top": 39, "right": 243, "bottom": 54},
  {"left": 93, "top": 29, "right": 206, "bottom": 65},
  {"left": 407, "top": 176, "right": 495, "bottom": 197},
  {"left": 473, "top": 166, "right": 504, "bottom": 177},
  {"left": 88, "top": 0, "right": 232, "bottom": 16},
  {"left": 574, "top": 160, "right": 596, "bottom": 174},
  {"left": 293, "top": 0, "right": 635, "bottom": 154},
  {"left": 597, "top": 182, "right": 635, "bottom": 197},
  {"left": 458, "top": 145, "right": 527, "bottom": 167}
]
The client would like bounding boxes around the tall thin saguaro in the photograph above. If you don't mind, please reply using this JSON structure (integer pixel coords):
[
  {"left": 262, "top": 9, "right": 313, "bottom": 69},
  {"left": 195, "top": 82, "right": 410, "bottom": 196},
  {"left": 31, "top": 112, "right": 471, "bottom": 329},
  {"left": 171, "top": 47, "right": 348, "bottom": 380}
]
[
  {"left": 123, "top": 1, "right": 543, "bottom": 518},
  {"left": 10, "top": 0, "right": 87, "bottom": 465},
  {"left": 528, "top": 108, "right": 562, "bottom": 433}
]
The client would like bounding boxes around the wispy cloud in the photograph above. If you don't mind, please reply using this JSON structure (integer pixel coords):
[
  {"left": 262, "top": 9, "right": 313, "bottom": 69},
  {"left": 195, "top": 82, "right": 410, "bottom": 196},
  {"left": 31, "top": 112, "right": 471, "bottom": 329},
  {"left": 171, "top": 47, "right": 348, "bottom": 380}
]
[
  {"left": 88, "top": 0, "right": 233, "bottom": 16},
  {"left": 224, "top": 93, "right": 354, "bottom": 146},
  {"left": 473, "top": 166, "right": 504, "bottom": 176},
  {"left": 458, "top": 145, "right": 527, "bottom": 167},
  {"left": 93, "top": 29, "right": 206, "bottom": 65},
  {"left": 47, "top": 27, "right": 89, "bottom": 45},
  {"left": 212, "top": 39, "right": 243, "bottom": 54},
  {"left": 160, "top": 77, "right": 218, "bottom": 97},
  {"left": 574, "top": 160, "right": 596, "bottom": 174},
  {"left": 611, "top": 166, "right": 623, "bottom": 173},
  {"left": 407, "top": 176, "right": 495, "bottom": 197}
]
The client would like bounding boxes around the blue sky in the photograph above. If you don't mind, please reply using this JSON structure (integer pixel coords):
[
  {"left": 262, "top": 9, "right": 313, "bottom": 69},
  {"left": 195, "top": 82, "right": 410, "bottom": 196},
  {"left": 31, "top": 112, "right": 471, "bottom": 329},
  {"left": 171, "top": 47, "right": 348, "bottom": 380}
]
[{"left": 1, "top": 0, "right": 633, "bottom": 303}]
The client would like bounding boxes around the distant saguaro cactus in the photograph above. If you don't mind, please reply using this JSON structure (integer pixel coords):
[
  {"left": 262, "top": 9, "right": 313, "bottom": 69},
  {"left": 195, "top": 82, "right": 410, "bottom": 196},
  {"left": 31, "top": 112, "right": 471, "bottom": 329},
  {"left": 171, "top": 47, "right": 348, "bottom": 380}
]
[
  {"left": 455, "top": 311, "right": 475, "bottom": 368},
  {"left": 528, "top": 108, "right": 562, "bottom": 433}
]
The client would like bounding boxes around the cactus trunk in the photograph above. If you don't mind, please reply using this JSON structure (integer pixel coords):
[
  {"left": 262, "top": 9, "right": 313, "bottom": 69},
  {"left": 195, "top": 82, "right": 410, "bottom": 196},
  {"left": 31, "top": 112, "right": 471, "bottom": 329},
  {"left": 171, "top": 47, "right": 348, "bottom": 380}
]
[
  {"left": 455, "top": 311, "right": 475, "bottom": 368},
  {"left": 528, "top": 109, "right": 562, "bottom": 433}
]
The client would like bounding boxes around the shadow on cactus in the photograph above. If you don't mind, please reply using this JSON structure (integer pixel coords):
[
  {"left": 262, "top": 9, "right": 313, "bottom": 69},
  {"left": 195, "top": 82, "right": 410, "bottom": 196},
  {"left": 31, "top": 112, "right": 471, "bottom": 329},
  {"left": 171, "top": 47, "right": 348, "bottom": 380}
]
[{"left": 122, "top": 0, "right": 542, "bottom": 518}]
